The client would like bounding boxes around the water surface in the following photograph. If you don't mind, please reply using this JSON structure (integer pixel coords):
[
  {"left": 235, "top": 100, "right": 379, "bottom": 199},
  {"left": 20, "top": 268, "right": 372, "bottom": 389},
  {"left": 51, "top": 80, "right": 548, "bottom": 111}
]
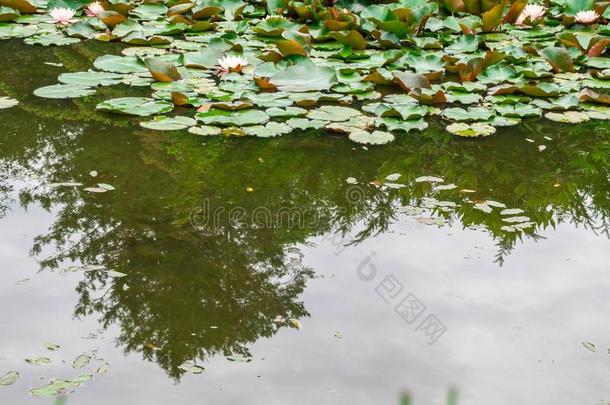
[{"left": 1, "top": 40, "right": 610, "bottom": 405}]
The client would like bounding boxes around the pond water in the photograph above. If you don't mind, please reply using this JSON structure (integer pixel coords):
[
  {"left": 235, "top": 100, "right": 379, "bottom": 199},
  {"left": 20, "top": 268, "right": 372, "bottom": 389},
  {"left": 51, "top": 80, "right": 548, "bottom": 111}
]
[{"left": 1, "top": 39, "right": 610, "bottom": 404}]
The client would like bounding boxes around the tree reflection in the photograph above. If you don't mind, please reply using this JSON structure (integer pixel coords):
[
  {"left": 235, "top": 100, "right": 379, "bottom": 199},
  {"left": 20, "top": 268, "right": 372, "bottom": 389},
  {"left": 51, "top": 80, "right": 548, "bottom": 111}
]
[{"left": 0, "top": 39, "right": 609, "bottom": 377}]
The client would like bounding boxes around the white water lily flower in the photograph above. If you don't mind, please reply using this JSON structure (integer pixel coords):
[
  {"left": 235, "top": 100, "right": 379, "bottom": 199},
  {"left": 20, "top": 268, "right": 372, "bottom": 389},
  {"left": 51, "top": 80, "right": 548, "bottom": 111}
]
[
  {"left": 85, "top": 1, "right": 104, "bottom": 17},
  {"left": 216, "top": 55, "right": 249, "bottom": 76},
  {"left": 515, "top": 4, "right": 546, "bottom": 25},
  {"left": 575, "top": 10, "right": 600, "bottom": 24},
  {"left": 49, "top": 7, "right": 77, "bottom": 24}
]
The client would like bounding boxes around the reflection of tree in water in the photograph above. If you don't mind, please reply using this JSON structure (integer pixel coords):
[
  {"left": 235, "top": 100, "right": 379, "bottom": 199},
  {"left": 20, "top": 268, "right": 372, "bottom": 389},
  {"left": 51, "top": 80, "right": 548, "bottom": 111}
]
[{"left": 1, "top": 39, "right": 610, "bottom": 376}]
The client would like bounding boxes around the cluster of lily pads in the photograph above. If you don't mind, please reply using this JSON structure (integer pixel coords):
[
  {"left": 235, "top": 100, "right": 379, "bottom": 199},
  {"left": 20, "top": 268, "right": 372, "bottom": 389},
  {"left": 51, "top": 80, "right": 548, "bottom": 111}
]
[
  {"left": 0, "top": 346, "right": 109, "bottom": 397},
  {"left": 3, "top": 0, "right": 610, "bottom": 142},
  {"left": 354, "top": 172, "right": 535, "bottom": 232}
]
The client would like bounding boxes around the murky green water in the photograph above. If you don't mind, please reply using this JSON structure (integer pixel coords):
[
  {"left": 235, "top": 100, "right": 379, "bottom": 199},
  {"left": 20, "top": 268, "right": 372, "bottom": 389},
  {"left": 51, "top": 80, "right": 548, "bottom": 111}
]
[{"left": 1, "top": 40, "right": 610, "bottom": 404}]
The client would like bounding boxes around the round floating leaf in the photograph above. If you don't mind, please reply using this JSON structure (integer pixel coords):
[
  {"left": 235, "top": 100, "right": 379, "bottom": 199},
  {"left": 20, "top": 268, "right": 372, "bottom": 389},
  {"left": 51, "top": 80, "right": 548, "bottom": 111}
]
[
  {"left": 140, "top": 116, "right": 197, "bottom": 130},
  {"left": 45, "top": 342, "right": 60, "bottom": 351},
  {"left": 442, "top": 107, "right": 494, "bottom": 122},
  {"left": 348, "top": 130, "right": 395, "bottom": 145},
  {"left": 195, "top": 109, "right": 270, "bottom": 126},
  {"left": 478, "top": 65, "right": 521, "bottom": 84},
  {"left": 266, "top": 106, "right": 307, "bottom": 117},
  {"left": 73, "top": 354, "right": 91, "bottom": 369},
  {"left": 269, "top": 60, "right": 337, "bottom": 92},
  {"left": 25, "top": 33, "right": 80, "bottom": 46},
  {"left": 244, "top": 122, "right": 292, "bottom": 137},
  {"left": 544, "top": 111, "right": 590, "bottom": 123},
  {"left": 188, "top": 126, "right": 222, "bottom": 136},
  {"left": 178, "top": 362, "right": 204, "bottom": 374},
  {"left": 494, "top": 103, "right": 542, "bottom": 117},
  {"left": 401, "top": 53, "right": 445, "bottom": 75},
  {"left": 285, "top": 118, "right": 326, "bottom": 130},
  {"left": 58, "top": 71, "right": 123, "bottom": 87},
  {"left": 26, "top": 357, "right": 51, "bottom": 365},
  {"left": 446, "top": 35, "right": 480, "bottom": 53},
  {"left": 132, "top": 3, "right": 168, "bottom": 20},
  {"left": 253, "top": 16, "right": 299, "bottom": 36},
  {"left": 93, "top": 55, "right": 148, "bottom": 74},
  {"left": 0, "top": 96, "right": 18, "bottom": 109},
  {"left": 375, "top": 117, "right": 428, "bottom": 132},
  {"left": 446, "top": 122, "right": 496, "bottom": 137},
  {"left": 306, "top": 105, "right": 361, "bottom": 122},
  {"left": 96, "top": 97, "right": 174, "bottom": 116},
  {"left": 0, "top": 371, "right": 19, "bottom": 386},
  {"left": 34, "top": 84, "right": 95, "bottom": 99},
  {"left": 585, "top": 57, "right": 610, "bottom": 69}
]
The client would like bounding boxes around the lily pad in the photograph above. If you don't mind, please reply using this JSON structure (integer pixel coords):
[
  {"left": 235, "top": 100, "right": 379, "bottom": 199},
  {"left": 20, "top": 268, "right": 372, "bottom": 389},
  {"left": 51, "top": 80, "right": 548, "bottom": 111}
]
[
  {"left": 195, "top": 109, "right": 270, "bottom": 126},
  {"left": 0, "top": 96, "right": 18, "bottom": 109},
  {"left": 178, "top": 362, "right": 204, "bottom": 374},
  {"left": 26, "top": 357, "right": 51, "bottom": 365},
  {"left": 269, "top": 60, "right": 337, "bottom": 92},
  {"left": 34, "top": 84, "right": 95, "bottom": 99},
  {"left": 306, "top": 106, "right": 361, "bottom": 122},
  {"left": 0, "top": 371, "right": 19, "bottom": 386},
  {"left": 140, "top": 116, "right": 197, "bottom": 130},
  {"left": 58, "top": 71, "right": 124, "bottom": 87},
  {"left": 446, "top": 122, "right": 496, "bottom": 137},
  {"left": 96, "top": 97, "right": 174, "bottom": 116},
  {"left": 73, "top": 354, "right": 91, "bottom": 369},
  {"left": 348, "top": 130, "right": 395, "bottom": 145}
]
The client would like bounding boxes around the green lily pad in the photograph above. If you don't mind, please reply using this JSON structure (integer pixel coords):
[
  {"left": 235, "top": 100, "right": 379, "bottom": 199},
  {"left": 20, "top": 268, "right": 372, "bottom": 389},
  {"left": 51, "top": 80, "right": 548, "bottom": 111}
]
[
  {"left": 375, "top": 117, "right": 428, "bottom": 132},
  {"left": 494, "top": 103, "right": 542, "bottom": 117},
  {"left": 96, "top": 97, "right": 174, "bottom": 116},
  {"left": 244, "top": 122, "right": 292, "bottom": 137},
  {"left": 0, "top": 371, "right": 19, "bottom": 386},
  {"left": 266, "top": 106, "right": 307, "bottom": 117},
  {"left": 442, "top": 107, "right": 494, "bottom": 122},
  {"left": 544, "top": 111, "right": 590, "bottom": 123},
  {"left": 0, "top": 96, "right": 18, "bottom": 109},
  {"left": 58, "top": 71, "right": 123, "bottom": 87},
  {"left": 93, "top": 55, "right": 149, "bottom": 74},
  {"left": 348, "top": 130, "right": 395, "bottom": 145},
  {"left": 73, "top": 354, "right": 91, "bottom": 369},
  {"left": 45, "top": 342, "right": 60, "bottom": 351},
  {"left": 34, "top": 84, "right": 95, "bottom": 99},
  {"left": 306, "top": 105, "right": 361, "bottom": 122},
  {"left": 446, "top": 122, "right": 496, "bottom": 137},
  {"left": 285, "top": 118, "right": 327, "bottom": 130},
  {"left": 30, "top": 378, "right": 83, "bottom": 397},
  {"left": 140, "top": 116, "right": 197, "bottom": 130},
  {"left": 26, "top": 357, "right": 51, "bottom": 365},
  {"left": 25, "top": 34, "right": 80, "bottom": 46},
  {"left": 269, "top": 60, "right": 337, "bottom": 92},
  {"left": 195, "top": 109, "right": 270, "bottom": 126},
  {"left": 188, "top": 126, "right": 222, "bottom": 136},
  {"left": 178, "top": 362, "right": 204, "bottom": 374}
]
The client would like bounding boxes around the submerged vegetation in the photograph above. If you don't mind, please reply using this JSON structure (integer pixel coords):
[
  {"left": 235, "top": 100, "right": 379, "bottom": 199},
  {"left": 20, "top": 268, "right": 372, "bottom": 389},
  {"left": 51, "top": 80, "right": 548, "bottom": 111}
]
[{"left": 1, "top": 0, "right": 610, "bottom": 141}]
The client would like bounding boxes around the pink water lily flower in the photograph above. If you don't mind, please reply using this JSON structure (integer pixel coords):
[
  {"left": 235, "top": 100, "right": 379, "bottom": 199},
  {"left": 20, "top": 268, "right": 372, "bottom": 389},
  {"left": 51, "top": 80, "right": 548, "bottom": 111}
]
[
  {"left": 49, "top": 7, "right": 77, "bottom": 24},
  {"left": 575, "top": 10, "right": 600, "bottom": 24},
  {"left": 215, "top": 55, "right": 249, "bottom": 76},
  {"left": 85, "top": 1, "right": 105, "bottom": 17},
  {"left": 516, "top": 4, "right": 546, "bottom": 25}
]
